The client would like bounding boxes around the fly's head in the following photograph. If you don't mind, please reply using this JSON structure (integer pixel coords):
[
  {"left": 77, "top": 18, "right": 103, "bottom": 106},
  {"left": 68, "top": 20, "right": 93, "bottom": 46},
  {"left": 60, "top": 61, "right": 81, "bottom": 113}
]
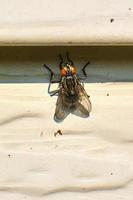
[
  {"left": 59, "top": 52, "right": 77, "bottom": 77},
  {"left": 60, "top": 64, "right": 77, "bottom": 77}
]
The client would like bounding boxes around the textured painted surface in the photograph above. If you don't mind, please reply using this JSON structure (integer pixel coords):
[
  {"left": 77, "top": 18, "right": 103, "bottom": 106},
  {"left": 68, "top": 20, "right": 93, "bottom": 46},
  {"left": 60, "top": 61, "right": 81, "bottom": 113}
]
[
  {"left": 0, "top": 47, "right": 133, "bottom": 199},
  {"left": 0, "top": 0, "right": 133, "bottom": 45}
]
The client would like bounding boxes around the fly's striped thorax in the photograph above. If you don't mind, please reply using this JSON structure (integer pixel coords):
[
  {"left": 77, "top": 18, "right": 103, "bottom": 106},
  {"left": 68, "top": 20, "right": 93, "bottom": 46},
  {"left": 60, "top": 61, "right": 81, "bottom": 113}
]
[{"left": 61, "top": 75, "right": 79, "bottom": 95}]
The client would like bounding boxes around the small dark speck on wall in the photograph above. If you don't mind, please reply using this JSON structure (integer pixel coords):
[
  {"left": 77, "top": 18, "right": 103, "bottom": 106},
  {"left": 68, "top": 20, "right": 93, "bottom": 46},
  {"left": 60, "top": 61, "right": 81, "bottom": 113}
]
[
  {"left": 54, "top": 130, "right": 63, "bottom": 137},
  {"left": 40, "top": 131, "right": 44, "bottom": 137},
  {"left": 129, "top": 8, "right": 131, "bottom": 11},
  {"left": 110, "top": 18, "right": 114, "bottom": 23}
]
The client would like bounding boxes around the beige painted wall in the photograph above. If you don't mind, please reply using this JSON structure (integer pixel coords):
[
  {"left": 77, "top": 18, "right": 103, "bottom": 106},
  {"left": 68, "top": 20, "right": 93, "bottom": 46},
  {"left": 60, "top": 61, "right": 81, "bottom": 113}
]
[{"left": 0, "top": 46, "right": 133, "bottom": 199}]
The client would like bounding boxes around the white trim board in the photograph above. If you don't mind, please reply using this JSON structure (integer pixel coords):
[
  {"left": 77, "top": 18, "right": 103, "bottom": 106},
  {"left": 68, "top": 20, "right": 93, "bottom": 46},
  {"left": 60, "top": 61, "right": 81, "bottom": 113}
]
[{"left": 0, "top": 0, "right": 133, "bottom": 45}]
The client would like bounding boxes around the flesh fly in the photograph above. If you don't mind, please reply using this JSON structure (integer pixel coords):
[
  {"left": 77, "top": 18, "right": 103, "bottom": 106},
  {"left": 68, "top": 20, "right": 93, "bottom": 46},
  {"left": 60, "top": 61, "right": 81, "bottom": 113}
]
[{"left": 43, "top": 52, "right": 92, "bottom": 122}]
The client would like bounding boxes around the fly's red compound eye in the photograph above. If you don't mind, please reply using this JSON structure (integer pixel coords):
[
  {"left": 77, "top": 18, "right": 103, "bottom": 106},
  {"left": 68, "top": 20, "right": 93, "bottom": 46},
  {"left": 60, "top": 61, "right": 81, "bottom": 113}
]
[
  {"left": 60, "top": 67, "right": 67, "bottom": 76},
  {"left": 71, "top": 66, "right": 77, "bottom": 75}
]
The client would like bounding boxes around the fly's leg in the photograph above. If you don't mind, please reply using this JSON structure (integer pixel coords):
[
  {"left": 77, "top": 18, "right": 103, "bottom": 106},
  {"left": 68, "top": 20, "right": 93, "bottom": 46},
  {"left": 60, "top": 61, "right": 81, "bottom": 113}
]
[
  {"left": 43, "top": 64, "right": 54, "bottom": 82},
  {"left": 79, "top": 61, "right": 90, "bottom": 80},
  {"left": 82, "top": 61, "right": 90, "bottom": 78},
  {"left": 66, "top": 52, "right": 74, "bottom": 65},
  {"left": 50, "top": 90, "right": 59, "bottom": 96},
  {"left": 59, "top": 54, "right": 63, "bottom": 69},
  {"left": 43, "top": 64, "right": 60, "bottom": 96}
]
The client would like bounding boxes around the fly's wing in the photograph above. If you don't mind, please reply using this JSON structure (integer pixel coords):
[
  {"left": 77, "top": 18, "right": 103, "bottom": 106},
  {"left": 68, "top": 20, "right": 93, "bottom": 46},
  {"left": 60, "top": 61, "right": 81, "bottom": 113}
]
[
  {"left": 54, "top": 90, "right": 71, "bottom": 122},
  {"left": 71, "top": 84, "right": 92, "bottom": 118}
]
